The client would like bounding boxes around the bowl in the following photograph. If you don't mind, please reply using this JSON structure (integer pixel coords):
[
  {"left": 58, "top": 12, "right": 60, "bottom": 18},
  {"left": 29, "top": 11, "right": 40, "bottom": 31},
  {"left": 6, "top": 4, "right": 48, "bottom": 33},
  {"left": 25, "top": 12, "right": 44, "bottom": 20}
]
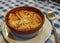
[{"left": 5, "top": 6, "right": 45, "bottom": 38}]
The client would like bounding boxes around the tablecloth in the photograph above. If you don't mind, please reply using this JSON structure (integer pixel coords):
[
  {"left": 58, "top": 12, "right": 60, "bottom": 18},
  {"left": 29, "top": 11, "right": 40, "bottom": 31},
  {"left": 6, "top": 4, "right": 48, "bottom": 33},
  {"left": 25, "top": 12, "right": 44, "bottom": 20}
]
[{"left": 0, "top": 0, "right": 60, "bottom": 43}]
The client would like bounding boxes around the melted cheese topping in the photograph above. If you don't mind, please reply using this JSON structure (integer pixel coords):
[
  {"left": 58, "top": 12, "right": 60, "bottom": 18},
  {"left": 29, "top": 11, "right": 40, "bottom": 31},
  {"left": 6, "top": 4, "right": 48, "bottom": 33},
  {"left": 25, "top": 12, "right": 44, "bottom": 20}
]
[{"left": 8, "top": 10, "right": 42, "bottom": 30}]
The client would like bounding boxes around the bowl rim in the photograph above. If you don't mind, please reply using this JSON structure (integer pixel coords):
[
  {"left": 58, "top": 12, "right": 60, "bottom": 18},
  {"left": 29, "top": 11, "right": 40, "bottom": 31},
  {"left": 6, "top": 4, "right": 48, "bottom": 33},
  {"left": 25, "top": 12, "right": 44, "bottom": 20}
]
[{"left": 5, "top": 6, "right": 45, "bottom": 34}]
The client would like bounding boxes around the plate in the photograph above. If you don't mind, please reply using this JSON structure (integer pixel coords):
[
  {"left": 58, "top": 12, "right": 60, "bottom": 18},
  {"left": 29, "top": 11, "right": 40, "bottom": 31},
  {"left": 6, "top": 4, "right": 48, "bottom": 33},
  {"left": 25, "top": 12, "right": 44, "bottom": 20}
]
[{"left": 2, "top": 16, "right": 52, "bottom": 43}]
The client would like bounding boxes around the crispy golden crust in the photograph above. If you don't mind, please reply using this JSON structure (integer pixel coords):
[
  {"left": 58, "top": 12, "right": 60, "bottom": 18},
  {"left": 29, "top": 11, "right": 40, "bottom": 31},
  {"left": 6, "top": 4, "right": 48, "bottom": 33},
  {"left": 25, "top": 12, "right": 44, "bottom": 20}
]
[
  {"left": 5, "top": 6, "right": 45, "bottom": 34},
  {"left": 8, "top": 10, "right": 41, "bottom": 31}
]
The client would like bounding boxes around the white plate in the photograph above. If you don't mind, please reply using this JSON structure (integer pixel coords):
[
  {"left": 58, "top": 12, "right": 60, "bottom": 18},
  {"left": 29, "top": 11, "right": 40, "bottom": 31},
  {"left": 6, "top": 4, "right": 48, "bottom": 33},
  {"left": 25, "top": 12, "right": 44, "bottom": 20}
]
[{"left": 2, "top": 16, "right": 52, "bottom": 43}]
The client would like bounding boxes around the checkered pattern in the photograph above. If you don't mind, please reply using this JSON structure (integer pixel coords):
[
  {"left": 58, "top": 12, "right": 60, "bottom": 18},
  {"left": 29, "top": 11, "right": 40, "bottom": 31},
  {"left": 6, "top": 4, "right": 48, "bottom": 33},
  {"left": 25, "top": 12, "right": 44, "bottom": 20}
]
[{"left": 0, "top": 0, "right": 60, "bottom": 43}]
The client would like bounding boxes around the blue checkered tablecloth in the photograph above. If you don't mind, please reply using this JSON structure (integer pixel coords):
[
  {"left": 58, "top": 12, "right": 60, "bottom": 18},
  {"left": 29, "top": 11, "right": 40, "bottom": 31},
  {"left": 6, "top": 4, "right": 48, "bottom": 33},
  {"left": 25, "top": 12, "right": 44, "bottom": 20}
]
[{"left": 0, "top": 0, "right": 60, "bottom": 43}]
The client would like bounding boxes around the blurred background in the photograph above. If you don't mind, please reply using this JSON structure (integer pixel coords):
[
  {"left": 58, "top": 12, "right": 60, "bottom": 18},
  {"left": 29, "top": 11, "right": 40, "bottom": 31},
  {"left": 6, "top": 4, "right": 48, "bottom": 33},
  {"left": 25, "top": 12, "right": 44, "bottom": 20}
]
[{"left": 37, "top": 0, "right": 60, "bottom": 3}]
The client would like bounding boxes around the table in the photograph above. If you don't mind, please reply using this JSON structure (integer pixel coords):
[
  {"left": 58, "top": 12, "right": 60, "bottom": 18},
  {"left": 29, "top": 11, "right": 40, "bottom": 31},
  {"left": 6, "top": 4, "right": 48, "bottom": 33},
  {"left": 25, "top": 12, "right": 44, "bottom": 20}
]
[{"left": 0, "top": 0, "right": 60, "bottom": 43}]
